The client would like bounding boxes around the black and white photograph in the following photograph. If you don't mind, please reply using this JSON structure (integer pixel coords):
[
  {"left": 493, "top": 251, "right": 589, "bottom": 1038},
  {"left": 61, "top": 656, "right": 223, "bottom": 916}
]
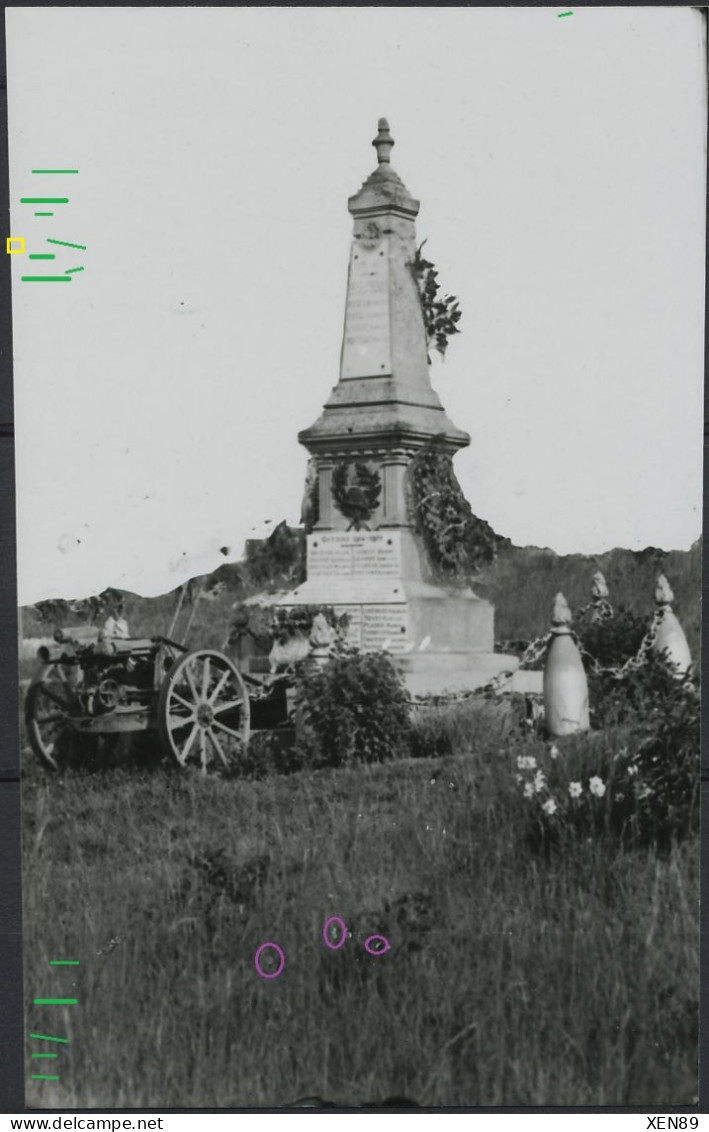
[{"left": 5, "top": 5, "right": 705, "bottom": 1111}]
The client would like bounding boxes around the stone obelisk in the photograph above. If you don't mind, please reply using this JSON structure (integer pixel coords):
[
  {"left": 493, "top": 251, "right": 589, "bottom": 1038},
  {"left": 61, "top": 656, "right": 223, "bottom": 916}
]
[{"left": 284, "top": 119, "right": 515, "bottom": 694}]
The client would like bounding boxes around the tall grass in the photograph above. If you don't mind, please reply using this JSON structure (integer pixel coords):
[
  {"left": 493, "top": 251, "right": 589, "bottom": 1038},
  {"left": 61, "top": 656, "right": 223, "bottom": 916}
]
[
  {"left": 21, "top": 723, "right": 697, "bottom": 1108},
  {"left": 19, "top": 540, "right": 700, "bottom": 1107}
]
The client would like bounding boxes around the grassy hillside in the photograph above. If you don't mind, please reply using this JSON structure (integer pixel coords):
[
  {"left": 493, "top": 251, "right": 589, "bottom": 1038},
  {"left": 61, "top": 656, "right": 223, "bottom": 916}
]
[
  {"left": 19, "top": 532, "right": 700, "bottom": 1107},
  {"left": 22, "top": 719, "right": 698, "bottom": 1108},
  {"left": 484, "top": 541, "right": 701, "bottom": 659},
  {"left": 21, "top": 537, "right": 701, "bottom": 666}
]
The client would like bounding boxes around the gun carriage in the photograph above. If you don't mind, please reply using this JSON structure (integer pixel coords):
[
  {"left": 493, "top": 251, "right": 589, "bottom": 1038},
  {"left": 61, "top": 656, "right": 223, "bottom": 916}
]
[{"left": 25, "top": 626, "right": 290, "bottom": 775}]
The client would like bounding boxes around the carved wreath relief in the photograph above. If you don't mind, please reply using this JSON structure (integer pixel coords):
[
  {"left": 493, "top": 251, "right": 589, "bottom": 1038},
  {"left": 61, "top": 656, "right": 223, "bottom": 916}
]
[{"left": 331, "top": 461, "right": 382, "bottom": 530}]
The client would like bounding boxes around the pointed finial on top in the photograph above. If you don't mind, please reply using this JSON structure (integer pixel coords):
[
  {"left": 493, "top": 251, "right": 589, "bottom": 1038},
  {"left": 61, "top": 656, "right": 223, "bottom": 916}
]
[
  {"left": 373, "top": 118, "right": 395, "bottom": 164},
  {"left": 655, "top": 573, "right": 674, "bottom": 605},
  {"left": 591, "top": 571, "right": 609, "bottom": 600},
  {"left": 551, "top": 592, "right": 573, "bottom": 627}
]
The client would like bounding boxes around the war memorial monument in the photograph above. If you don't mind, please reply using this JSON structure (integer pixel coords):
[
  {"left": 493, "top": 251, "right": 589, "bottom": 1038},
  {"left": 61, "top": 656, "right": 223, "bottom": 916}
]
[{"left": 280, "top": 120, "right": 517, "bottom": 696}]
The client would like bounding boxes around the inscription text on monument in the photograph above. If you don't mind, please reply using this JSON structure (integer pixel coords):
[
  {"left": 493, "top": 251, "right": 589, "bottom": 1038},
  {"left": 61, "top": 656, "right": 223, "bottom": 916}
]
[
  {"left": 338, "top": 603, "right": 410, "bottom": 654},
  {"left": 341, "top": 241, "right": 391, "bottom": 379},
  {"left": 308, "top": 531, "right": 401, "bottom": 580}
]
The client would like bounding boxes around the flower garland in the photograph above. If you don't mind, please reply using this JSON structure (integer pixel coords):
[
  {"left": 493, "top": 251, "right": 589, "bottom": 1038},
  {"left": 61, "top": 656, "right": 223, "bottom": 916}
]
[
  {"left": 408, "top": 439, "right": 499, "bottom": 586},
  {"left": 270, "top": 605, "right": 350, "bottom": 644},
  {"left": 229, "top": 603, "right": 350, "bottom": 648}
]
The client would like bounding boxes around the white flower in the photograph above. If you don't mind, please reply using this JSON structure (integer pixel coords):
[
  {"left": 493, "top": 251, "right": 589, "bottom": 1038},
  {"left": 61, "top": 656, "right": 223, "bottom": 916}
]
[
  {"left": 549, "top": 745, "right": 560, "bottom": 760},
  {"left": 523, "top": 782, "right": 535, "bottom": 799},
  {"left": 533, "top": 770, "right": 546, "bottom": 793},
  {"left": 516, "top": 755, "right": 537, "bottom": 771},
  {"left": 627, "top": 764, "right": 638, "bottom": 777},
  {"left": 542, "top": 798, "right": 557, "bottom": 816},
  {"left": 568, "top": 781, "right": 583, "bottom": 798},
  {"left": 515, "top": 774, "right": 523, "bottom": 784},
  {"left": 589, "top": 776, "right": 606, "bottom": 798}
]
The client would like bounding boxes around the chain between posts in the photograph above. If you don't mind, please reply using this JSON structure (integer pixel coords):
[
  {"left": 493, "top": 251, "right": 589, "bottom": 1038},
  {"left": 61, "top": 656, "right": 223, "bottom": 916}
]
[
  {"left": 413, "top": 631, "right": 554, "bottom": 707},
  {"left": 574, "top": 607, "right": 663, "bottom": 679},
  {"left": 575, "top": 597, "right": 614, "bottom": 624},
  {"left": 226, "top": 603, "right": 669, "bottom": 709},
  {"left": 412, "top": 606, "right": 668, "bottom": 708}
]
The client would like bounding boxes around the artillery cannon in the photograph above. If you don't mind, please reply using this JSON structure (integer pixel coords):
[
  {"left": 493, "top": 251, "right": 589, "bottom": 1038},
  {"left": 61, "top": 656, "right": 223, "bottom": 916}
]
[{"left": 24, "top": 625, "right": 285, "bottom": 775}]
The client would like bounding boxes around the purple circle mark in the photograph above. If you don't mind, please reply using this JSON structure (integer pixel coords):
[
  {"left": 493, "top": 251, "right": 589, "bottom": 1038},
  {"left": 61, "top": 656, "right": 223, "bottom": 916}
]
[
  {"left": 364, "top": 934, "right": 391, "bottom": 957},
  {"left": 254, "top": 941, "right": 285, "bottom": 980},
  {"left": 322, "top": 915, "right": 347, "bottom": 951}
]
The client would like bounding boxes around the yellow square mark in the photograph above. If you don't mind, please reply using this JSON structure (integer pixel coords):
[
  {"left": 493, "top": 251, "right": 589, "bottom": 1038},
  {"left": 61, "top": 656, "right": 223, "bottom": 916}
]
[{"left": 7, "top": 237, "right": 25, "bottom": 254}]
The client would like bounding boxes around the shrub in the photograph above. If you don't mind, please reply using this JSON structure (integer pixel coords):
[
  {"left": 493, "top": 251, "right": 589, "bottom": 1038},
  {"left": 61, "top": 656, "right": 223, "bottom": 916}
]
[
  {"left": 515, "top": 667, "right": 699, "bottom": 852},
  {"left": 625, "top": 671, "right": 700, "bottom": 848},
  {"left": 575, "top": 605, "right": 691, "bottom": 731},
  {"left": 587, "top": 648, "right": 690, "bottom": 730},
  {"left": 577, "top": 605, "right": 649, "bottom": 670},
  {"left": 294, "top": 652, "right": 411, "bottom": 769}
]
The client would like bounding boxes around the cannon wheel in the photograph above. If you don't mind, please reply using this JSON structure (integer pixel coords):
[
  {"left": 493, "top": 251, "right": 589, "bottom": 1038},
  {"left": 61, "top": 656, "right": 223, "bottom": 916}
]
[
  {"left": 25, "top": 668, "right": 93, "bottom": 773},
  {"left": 157, "top": 648, "right": 250, "bottom": 774}
]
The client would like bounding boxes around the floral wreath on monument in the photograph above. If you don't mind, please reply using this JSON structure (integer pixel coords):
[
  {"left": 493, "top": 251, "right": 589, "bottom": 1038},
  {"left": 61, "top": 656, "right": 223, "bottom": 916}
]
[
  {"left": 331, "top": 460, "right": 382, "bottom": 530},
  {"left": 408, "top": 437, "right": 501, "bottom": 586}
]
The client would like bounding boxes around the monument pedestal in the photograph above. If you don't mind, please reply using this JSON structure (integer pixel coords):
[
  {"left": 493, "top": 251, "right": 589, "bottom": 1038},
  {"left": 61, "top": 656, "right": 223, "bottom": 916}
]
[{"left": 279, "top": 530, "right": 517, "bottom": 695}]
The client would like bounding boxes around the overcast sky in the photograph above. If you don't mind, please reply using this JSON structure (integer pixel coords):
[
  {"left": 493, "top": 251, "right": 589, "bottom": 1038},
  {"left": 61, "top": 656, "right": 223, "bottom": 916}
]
[{"left": 6, "top": 6, "right": 706, "bottom": 605}]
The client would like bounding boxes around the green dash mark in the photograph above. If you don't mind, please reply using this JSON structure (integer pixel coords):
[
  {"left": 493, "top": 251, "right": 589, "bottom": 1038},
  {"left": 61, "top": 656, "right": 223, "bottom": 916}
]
[
  {"left": 33, "top": 998, "right": 78, "bottom": 1005},
  {"left": 29, "top": 1033, "right": 68, "bottom": 1043},
  {"left": 32, "top": 169, "right": 78, "bottom": 174},
  {"left": 557, "top": 10, "right": 573, "bottom": 15},
  {"left": 65, "top": 267, "right": 84, "bottom": 274},
  {"left": 31, "top": 1075, "right": 60, "bottom": 1081},
  {"left": 31, "top": 1053, "right": 58, "bottom": 1059},
  {"left": 34, "top": 212, "right": 54, "bottom": 217},
  {"left": 49, "top": 960, "right": 79, "bottom": 965},
  {"left": 47, "top": 238, "right": 86, "bottom": 250},
  {"left": 29, "top": 254, "right": 55, "bottom": 260},
  {"left": 20, "top": 198, "right": 68, "bottom": 204},
  {"left": 21, "top": 276, "right": 72, "bottom": 283}
]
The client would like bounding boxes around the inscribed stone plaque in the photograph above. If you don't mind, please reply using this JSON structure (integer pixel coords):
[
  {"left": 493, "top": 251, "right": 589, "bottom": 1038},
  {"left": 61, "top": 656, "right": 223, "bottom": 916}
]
[
  {"left": 361, "top": 605, "right": 410, "bottom": 652},
  {"left": 352, "top": 537, "right": 400, "bottom": 576},
  {"left": 307, "top": 536, "right": 354, "bottom": 578},
  {"left": 330, "top": 603, "right": 409, "bottom": 653},
  {"left": 287, "top": 533, "right": 405, "bottom": 604},
  {"left": 340, "top": 240, "right": 391, "bottom": 379},
  {"left": 308, "top": 531, "right": 402, "bottom": 579}
]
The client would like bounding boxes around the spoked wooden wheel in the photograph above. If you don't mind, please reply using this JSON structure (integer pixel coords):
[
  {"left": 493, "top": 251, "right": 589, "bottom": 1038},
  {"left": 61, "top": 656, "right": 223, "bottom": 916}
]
[
  {"left": 25, "top": 668, "right": 85, "bottom": 773},
  {"left": 157, "top": 649, "right": 250, "bottom": 774}
]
